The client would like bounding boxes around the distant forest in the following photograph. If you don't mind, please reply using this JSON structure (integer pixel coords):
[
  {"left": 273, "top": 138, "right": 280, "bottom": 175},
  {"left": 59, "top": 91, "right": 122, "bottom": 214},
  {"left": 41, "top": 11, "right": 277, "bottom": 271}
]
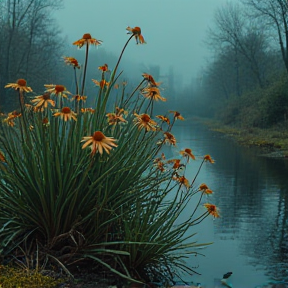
[{"left": 179, "top": 0, "right": 288, "bottom": 129}]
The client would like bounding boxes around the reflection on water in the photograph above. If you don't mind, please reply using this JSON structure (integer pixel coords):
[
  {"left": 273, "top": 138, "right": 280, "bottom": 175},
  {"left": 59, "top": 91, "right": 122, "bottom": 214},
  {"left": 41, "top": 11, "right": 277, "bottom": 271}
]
[{"left": 172, "top": 123, "right": 288, "bottom": 288}]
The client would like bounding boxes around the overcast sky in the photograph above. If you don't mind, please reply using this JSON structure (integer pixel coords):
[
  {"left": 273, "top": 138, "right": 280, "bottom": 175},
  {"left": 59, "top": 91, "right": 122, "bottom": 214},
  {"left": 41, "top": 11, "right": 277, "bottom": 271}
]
[{"left": 55, "top": 0, "right": 233, "bottom": 86}]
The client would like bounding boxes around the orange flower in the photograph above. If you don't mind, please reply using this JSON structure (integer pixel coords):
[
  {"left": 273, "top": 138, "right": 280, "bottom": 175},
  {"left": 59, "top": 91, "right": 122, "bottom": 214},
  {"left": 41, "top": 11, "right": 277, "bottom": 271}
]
[
  {"left": 168, "top": 159, "right": 181, "bottom": 169},
  {"left": 180, "top": 148, "right": 195, "bottom": 161},
  {"left": 5, "top": 79, "right": 33, "bottom": 93},
  {"left": 199, "top": 183, "right": 213, "bottom": 194},
  {"left": 98, "top": 64, "right": 109, "bottom": 72},
  {"left": 142, "top": 73, "right": 160, "bottom": 87},
  {"left": 204, "top": 154, "right": 215, "bottom": 164},
  {"left": 173, "top": 175, "right": 190, "bottom": 188},
  {"left": 126, "top": 26, "right": 146, "bottom": 44},
  {"left": 156, "top": 161, "right": 165, "bottom": 172},
  {"left": 169, "top": 110, "right": 184, "bottom": 120},
  {"left": 63, "top": 56, "right": 80, "bottom": 69},
  {"left": 73, "top": 33, "right": 102, "bottom": 48},
  {"left": 31, "top": 92, "right": 55, "bottom": 110},
  {"left": 204, "top": 203, "right": 220, "bottom": 218},
  {"left": 42, "top": 117, "right": 49, "bottom": 126},
  {"left": 164, "top": 132, "right": 176, "bottom": 146},
  {"left": 141, "top": 87, "right": 166, "bottom": 102},
  {"left": 44, "top": 84, "right": 72, "bottom": 98},
  {"left": 133, "top": 113, "right": 157, "bottom": 131},
  {"left": 199, "top": 183, "right": 209, "bottom": 190},
  {"left": 0, "top": 150, "right": 6, "bottom": 163},
  {"left": 92, "top": 79, "right": 109, "bottom": 88},
  {"left": 72, "top": 95, "right": 87, "bottom": 102},
  {"left": 53, "top": 107, "right": 77, "bottom": 121},
  {"left": 81, "top": 108, "right": 95, "bottom": 113},
  {"left": 106, "top": 107, "right": 127, "bottom": 125},
  {"left": 81, "top": 131, "right": 117, "bottom": 155},
  {"left": 3, "top": 111, "right": 21, "bottom": 127},
  {"left": 156, "top": 115, "right": 170, "bottom": 124}
]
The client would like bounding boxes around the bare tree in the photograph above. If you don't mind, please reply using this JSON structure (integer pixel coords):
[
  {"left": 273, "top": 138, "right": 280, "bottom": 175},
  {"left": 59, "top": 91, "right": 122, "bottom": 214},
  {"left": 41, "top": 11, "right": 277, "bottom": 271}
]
[
  {"left": 207, "top": 2, "right": 269, "bottom": 89},
  {"left": 242, "top": 0, "right": 288, "bottom": 74},
  {"left": 0, "top": 0, "right": 63, "bottom": 111}
]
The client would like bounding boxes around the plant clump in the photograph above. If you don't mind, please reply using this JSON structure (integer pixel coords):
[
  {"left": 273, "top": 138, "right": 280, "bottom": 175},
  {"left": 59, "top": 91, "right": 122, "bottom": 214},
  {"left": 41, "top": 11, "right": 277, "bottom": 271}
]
[{"left": 0, "top": 26, "right": 219, "bottom": 286}]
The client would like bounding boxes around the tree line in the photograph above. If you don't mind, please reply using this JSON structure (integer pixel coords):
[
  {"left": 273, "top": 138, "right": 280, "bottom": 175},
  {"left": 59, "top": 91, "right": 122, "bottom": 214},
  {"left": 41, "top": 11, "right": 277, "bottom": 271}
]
[
  {"left": 181, "top": 0, "right": 288, "bottom": 128},
  {"left": 0, "top": 0, "right": 64, "bottom": 112}
]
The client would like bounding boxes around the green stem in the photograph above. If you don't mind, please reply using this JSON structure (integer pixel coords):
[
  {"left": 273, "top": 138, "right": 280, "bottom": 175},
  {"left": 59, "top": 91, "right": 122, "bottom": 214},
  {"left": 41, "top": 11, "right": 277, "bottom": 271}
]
[
  {"left": 123, "top": 79, "right": 145, "bottom": 108},
  {"left": 81, "top": 43, "right": 89, "bottom": 96},
  {"left": 110, "top": 34, "right": 134, "bottom": 85},
  {"left": 74, "top": 67, "right": 79, "bottom": 112},
  {"left": 190, "top": 159, "right": 205, "bottom": 187}
]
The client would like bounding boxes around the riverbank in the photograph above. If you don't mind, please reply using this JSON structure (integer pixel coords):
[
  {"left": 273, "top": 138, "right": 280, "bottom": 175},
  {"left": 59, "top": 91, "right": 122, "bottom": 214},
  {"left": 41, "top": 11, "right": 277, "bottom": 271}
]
[{"left": 194, "top": 117, "right": 288, "bottom": 158}]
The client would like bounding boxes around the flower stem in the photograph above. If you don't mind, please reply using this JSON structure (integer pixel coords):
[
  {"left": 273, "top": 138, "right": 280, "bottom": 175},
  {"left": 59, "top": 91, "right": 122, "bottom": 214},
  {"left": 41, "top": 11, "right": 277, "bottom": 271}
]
[
  {"left": 74, "top": 67, "right": 79, "bottom": 112},
  {"left": 81, "top": 43, "right": 89, "bottom": 96},
  {"left": 110, "top": 34, "right": 134, "bottom": 84}
]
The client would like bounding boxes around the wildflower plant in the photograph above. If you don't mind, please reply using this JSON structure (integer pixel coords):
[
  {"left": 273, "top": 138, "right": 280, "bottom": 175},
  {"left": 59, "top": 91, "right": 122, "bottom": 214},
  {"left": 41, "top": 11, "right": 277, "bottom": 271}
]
[{"left": 0, "top": 26, "right": 219, "bottom": 285}]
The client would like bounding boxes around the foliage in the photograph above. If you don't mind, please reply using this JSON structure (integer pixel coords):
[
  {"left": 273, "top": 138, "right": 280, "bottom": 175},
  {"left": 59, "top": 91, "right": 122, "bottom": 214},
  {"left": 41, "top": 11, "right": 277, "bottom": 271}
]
[{"left": 0, "top": 27, "right": 218, "bottom": 285}]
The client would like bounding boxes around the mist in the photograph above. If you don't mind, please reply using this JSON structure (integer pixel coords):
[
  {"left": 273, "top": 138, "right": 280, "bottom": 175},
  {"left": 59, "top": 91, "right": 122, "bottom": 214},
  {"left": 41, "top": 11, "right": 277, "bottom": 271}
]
[{"left": 55, "top": 0, "right": 234, "bottom": 88}]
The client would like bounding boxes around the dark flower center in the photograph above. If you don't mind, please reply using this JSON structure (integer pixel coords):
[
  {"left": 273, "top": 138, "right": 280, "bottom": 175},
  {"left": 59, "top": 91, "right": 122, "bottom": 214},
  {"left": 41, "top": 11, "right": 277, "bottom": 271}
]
[
  {"left": 93, "top": 131, "right": 105, "bottom": 141},
  {"left": 17, "top": 79, "right": 27, "bottom": 86},
  {"left": 62, "top": 107, "right": 71, "bottom": 114}
]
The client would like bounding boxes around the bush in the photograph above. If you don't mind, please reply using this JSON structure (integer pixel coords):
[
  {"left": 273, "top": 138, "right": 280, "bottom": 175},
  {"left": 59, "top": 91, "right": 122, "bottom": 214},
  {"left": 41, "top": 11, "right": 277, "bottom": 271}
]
[{"left": 0, "top": 27, "right": 218, "bottom": 285}]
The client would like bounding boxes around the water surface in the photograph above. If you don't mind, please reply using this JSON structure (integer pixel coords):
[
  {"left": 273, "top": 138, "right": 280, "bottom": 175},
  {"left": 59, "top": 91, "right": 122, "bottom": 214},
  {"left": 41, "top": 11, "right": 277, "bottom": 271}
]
[{"left": 172, "top": 122, "right": 288, "bottom": 288}]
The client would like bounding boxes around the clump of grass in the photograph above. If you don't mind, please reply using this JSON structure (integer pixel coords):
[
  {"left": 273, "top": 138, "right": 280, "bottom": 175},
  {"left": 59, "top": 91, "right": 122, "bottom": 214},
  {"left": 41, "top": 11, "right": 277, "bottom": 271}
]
[{"left": 0, "top": 26, "right": 219, "bottom": 285}]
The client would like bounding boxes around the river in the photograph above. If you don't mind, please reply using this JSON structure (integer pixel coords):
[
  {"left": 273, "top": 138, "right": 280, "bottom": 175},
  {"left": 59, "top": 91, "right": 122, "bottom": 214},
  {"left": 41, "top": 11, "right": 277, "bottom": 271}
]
[{"left": 170, "top": 122, "right": 288, "bottom": 288}]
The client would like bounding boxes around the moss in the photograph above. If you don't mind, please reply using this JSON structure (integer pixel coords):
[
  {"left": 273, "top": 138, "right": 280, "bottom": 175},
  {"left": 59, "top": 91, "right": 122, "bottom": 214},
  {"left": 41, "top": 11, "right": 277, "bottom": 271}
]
[{"left": 0, "top": 265, "right": 64, "bottom": 288}]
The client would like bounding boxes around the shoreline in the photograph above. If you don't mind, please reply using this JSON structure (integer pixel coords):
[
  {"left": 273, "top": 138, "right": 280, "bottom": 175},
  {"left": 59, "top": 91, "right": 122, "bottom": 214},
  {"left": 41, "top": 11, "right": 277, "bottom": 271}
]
[{"left": 193, "top": 117, "right": 288, "bottom": 159}]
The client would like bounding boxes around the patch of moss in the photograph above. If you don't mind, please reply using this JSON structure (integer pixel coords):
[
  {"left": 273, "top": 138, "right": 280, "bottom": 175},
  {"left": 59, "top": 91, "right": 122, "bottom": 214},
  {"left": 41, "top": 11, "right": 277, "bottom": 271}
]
[{"left": 0, "top": 265, "right": 64, "bottom": 288}]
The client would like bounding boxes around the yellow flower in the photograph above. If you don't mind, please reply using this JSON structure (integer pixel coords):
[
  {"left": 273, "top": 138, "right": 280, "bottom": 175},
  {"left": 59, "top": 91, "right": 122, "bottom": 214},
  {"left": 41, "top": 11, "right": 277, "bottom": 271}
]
[
  {"left": 169, "top": 110, "right": 184, "bottom": 120},
  {"left": 73, "top": 33, "right": 102, "bottom": 48},
  {"left": 204, "top": 154, "right": 215, "bottom": 164},
  {"left": 44, "top": 84, "right": 72, "bottom": 98},
  {"left": 53, "top": 107, "right": 77, "bottom": 121},
  {"left": 81, "top": 131, "right": 117, "bottom": 155},
  {"left": 126, "top": 26, "right": 146, "bottom": 44},
  {"left": 180, "top": 148, "right": 195, "bottom": 161},
  {"left": 141, "top": 87, "right": 166, "bottom": 102},
  {"left": 31, "top": 92, "right": 55, "bottom": 110},
  {"left": 204, "top": 203, "right": 220, "bottom": 218},
  {"left": 63, "top": 56, "right": 80, "bottom": 69},
  {"left": 156, "top": 115, "right": 170, "bottom": 124},
  {"left": 164, "top": 132, "right": 176, "bottom": 146},
  {"left": 133, "top": 113, "right": 157, "bottom": 131},
  {"left": 5, "top": 79, "right": 33, "bottom": 93},
  {"left": 92, "top": 79, "right": 109, "bottom": 88}
]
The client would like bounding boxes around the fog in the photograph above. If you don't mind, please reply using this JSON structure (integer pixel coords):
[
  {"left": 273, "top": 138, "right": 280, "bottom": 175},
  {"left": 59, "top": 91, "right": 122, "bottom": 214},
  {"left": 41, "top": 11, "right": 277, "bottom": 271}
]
[{"left": 55, "top": 0, "right": 234, "bottom": 87}]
